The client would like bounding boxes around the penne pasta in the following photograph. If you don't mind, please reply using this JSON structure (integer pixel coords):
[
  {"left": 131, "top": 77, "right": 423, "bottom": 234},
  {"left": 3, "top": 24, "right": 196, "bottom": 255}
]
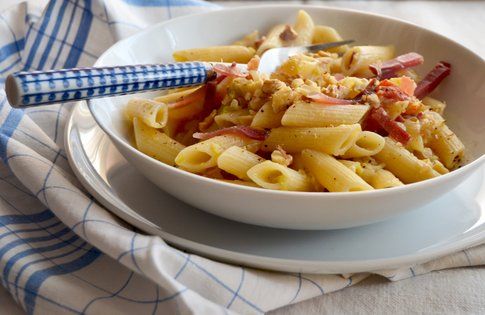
[
  {"left": 133, "top": 118, "right": 185, "bottom": 166},
  {"left": 173, "top": 45, "right": 255, "bottom": 63},
  {"left": 125, "top": 99, "right": 168, "bottom": 129},
  {"left": 232, "top": 30, "right": 260, "bottom": 48},
  {"left": 428, "top": 124, "right": 465, "bottom": 170},
  {"left": 341, "top": 45, "right": 395, "bottom": 77},
  {"left": 247, "top": 160, "right": 312, "bottom": 191},
  {"left": 422, "top": 96, "right": 446, "bottom": 115},
  {"left": 256, "top": 24, "right": 286, "bottom": 56},
  {"left": 341, "top": 131, "right": 385, "bottom": 158},
  {"left": 341, "top": 160, "right": 404, "bottom": 189},
  {"left": 217, "top": 146, "right": 265, "bottom": 180},
  {"left": 429, "top": 159, "right": 450, "bottom": 175},
  {"left": 301, "top": 150, "right": 373, "bottom": 192},
  {"left": 215, "top": 110, "right": 253, "bottom": 127},
  {"left": 262, "top": 124, "right": 361, "bottom": 155},
  {"left": 312, "top": 25, "right": 348, "bottom": 54},
  {"left": 290, "top": 10, "right": 315, "bottom": 46},
  {"left": 251, "top": 102, "right": 285, "bottom": 129},
  {"left": 175, "top": 135, "right": 260, "bottom": 173},
  {"left": 374, "top": 137, "right": 440, "bottom": 183},
  {"left": 369, "top": 169, "right": 404, "bottom": 189},
  {"left": 154, "top": 87, "right": 199, "bottom": 104},
  {"left": 282, "top": 101, "right": 369, "bottom": 127}
]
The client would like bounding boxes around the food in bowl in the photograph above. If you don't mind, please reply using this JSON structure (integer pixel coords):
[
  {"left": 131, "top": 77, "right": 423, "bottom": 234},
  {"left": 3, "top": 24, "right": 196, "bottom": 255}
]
[{"left": 124, "top": 10, "right": 464, "bottom": 193}]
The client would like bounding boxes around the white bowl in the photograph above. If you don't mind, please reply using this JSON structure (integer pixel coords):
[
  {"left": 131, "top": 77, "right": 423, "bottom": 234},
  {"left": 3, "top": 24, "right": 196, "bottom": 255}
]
[{"left": 88, "top": 5, "right": 485, "bottom": 230}]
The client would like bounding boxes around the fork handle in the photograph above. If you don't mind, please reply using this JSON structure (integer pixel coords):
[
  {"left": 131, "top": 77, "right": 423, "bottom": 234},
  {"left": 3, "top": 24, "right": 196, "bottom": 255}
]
[{"left": 5, "top": 62, "right": 215, "bottom": 108}]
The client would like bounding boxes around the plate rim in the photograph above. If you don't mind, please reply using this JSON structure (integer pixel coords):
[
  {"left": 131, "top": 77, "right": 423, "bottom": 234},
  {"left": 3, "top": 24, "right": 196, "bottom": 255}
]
[{"left": 65, "top": 101, "right": 485, "bottom": 274}]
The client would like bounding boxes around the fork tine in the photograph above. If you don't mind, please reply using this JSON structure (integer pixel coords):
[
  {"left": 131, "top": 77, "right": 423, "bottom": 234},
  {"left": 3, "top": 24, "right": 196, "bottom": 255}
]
[{"left": 306, "top": 40, "right": 355, "bottom": 53}]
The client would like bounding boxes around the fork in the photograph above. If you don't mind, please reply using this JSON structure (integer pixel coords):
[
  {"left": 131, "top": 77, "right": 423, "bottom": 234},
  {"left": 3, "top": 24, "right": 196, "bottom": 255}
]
[{"left": 5, "top": 40, "right": 352, "bottom": 108}]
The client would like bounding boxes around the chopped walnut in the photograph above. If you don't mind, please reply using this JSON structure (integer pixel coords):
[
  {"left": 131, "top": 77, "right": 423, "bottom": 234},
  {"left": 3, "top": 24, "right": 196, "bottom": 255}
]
[
  {"left": 247, "top": 55, "right": 260, "bottom": 71},
  {"left": 279, "top": 25, "right": 298, "bottom": 41},
  {"left": 271, "top": 146, "right": 293, "bottom": 166},
  {"left": 262, "top": 79, "right": 286, "bottom": 94},
  {"left": 271, "top": 85, "right": 295, "bottom": 113}
]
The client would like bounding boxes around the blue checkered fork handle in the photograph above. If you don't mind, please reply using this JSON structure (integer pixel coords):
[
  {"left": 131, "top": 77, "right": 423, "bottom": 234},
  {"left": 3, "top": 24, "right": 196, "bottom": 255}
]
[{"left": 5, "top": 62, "right": 217, "bottom": 107}]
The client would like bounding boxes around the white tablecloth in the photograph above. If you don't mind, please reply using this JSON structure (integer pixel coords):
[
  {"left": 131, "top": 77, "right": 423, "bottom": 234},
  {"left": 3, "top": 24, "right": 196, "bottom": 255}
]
[{"left": 0, "top": 1, "right": 484, "bottom": 314}]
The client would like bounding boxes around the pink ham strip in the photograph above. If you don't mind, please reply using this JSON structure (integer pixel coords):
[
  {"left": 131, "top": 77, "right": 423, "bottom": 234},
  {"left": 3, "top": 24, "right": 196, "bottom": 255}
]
[
  {"left": 414, "top": 61, "right": 451, "bottom": 99},
  {"left": 370, "top": 52, "right": 424, "bottom": 79},
  {"left": 193, "top": 125, "right": 268, "bottom": 141},
  {"left": 371, "top": 107, "right": 411, "bottom": 145}
]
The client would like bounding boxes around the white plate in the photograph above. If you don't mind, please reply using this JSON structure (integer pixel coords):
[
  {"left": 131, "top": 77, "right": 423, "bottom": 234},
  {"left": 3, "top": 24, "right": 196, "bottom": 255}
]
[{"left": 66, "top": 101, "right": 485, "bottom": 274}]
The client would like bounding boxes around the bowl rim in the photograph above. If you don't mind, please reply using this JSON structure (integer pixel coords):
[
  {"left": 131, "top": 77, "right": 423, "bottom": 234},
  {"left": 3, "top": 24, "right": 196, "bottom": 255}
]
[{"left": 88, "top": 4, "right": 485, "bottom": 199}]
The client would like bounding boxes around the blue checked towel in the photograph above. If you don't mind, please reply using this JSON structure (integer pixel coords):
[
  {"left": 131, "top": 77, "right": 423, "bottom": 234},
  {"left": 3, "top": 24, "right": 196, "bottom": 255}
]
[{"left": 0, "top": 0, "right": 484, "bottom": 314}]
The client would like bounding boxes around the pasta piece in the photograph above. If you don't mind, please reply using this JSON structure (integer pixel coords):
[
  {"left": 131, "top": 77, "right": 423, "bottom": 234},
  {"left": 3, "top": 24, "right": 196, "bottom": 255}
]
[
  {"left": 154, "top": 87, "right": 199, "bottom": 104},
  {"left": 233, "top": 30, "right": 260, "bottom": 48},
  {"left": 339, "top": 160, "right": 362, "bottom": 174},
  {"left": 247, "top": 161, "right": 312, "bottom": 191},
  {"left": 301, "top": 150, "right": 373, "bottom": 192},
  {"left": 374, "top": 137, "right": 440, "bottom": 183},
  {"left": 262, "top": 124, "right": 361, "bottom": 155},
  {"left": 290, "top": 153, "right": 305, "bottom": 171},
  {"left": 173, "top": 45, "right": 255, "bottom": 63},
  {"left": 217, "top": 146, "right": 265, "bottom": 180},
  {"left": 256, "top": 24, "right": 286, "bottom": 56},
  {"left": 341, "top": 45, "right": 395, "bottom": 77},
  {"left": 214, "top": 110, "right": 253, "bottom": 127},
  {"left": 167, "top": 87, "right": 206, "bottom": 120},
  {"left": 175, "top": 135, "right": 260, "bottom": 173},
  {"left": 341, "top": 131, "right": 385, "bottom": 158},
  {"left": 312, "top": 25, "right": 348, "bottom": 54},
  {"left": 369, "top": 169, "right": 404, "bottom": 189},
  {"left": 340, "top": 160, "right": 403, "bottom": 189},
  {"left": 422, "top": 96, "right": 446, "bottom": 115},
  {"left": 291, "top": 10, "right": 315, "bottom": 46},
  {"left": 428, "top": 124, "right": 465, "bottom": 170},
  {"left": 163, "top": 118, "right": 180, "bottom": 138},
  {"left": 125, "top": 99, "right": 168, "bottom": 129},
  {"left": 133, "top": 118, "right": 185, "bottom": 166},
  {"left": 403, "top": 117, "right": 426, "bottom": 154},
  {"left": 430, "top": 159, "right": 450, "bottom": 175},
  {"left": 250, "top": 102, "right": 285, "bottom": 129},
  {"left": 282, "top": 102, "right": 369, "bottom": 127}
]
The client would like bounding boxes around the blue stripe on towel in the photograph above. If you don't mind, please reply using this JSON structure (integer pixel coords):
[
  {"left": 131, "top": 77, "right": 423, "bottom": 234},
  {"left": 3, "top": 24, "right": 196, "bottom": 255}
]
[
  {"left": 23, "top": 247, "right": 101, "bottom": 314},
  {"left": 22, "top": 0, "right": 57, "bottom": 70},
  {"left": 37, "top": 0, "right": 70, "bottom": 69},
  {"left": 0, "top": 209, "right": 55, "bottom": 226},
  {"left": 0, "top": 39, "right": 25, "bottom": 63},
  {"left": 64, "top": 0, "right": 93, "bottom": 68}
]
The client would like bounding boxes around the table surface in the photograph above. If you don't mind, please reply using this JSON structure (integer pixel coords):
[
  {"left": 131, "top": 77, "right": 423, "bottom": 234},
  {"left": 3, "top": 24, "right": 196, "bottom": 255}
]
[{"left": 1, "top": 0, "right": 484, "bottom": 314}]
